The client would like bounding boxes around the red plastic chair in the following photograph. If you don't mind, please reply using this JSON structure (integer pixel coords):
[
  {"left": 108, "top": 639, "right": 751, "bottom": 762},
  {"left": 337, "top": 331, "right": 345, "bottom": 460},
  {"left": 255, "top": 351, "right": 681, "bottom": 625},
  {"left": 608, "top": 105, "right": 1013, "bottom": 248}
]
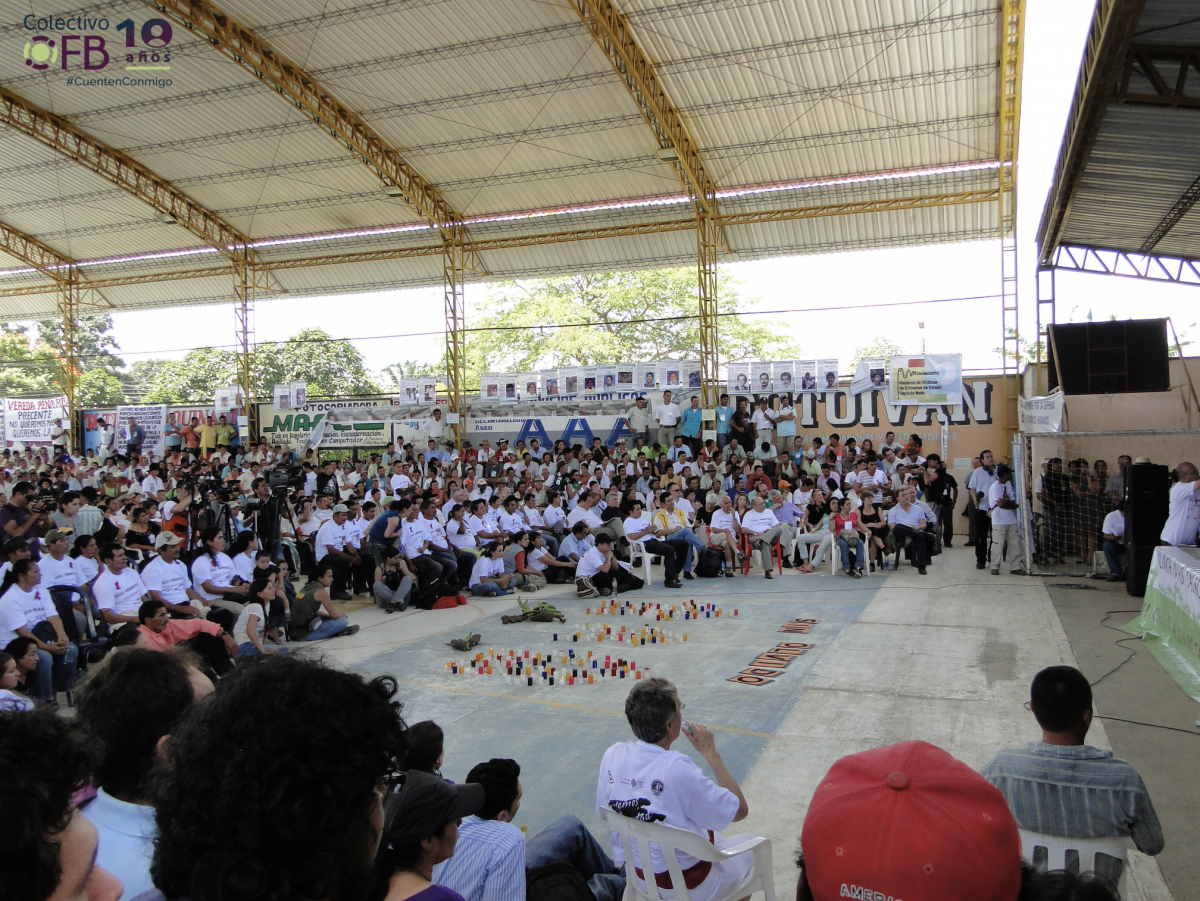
[{"left": 739, "top": 532, "right": 783, "bottom": 575}]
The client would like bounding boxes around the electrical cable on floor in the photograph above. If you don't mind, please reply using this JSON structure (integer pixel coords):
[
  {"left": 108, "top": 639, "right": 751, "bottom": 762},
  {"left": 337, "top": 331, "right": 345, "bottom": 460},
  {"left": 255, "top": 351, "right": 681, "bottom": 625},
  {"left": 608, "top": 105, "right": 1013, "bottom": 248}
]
[
  {"left": 1093, "top": 715, "right": 1200, "bottom": 736},
  {"left": 1088, "top": 609, "right": 1144, "bottom": 689}
]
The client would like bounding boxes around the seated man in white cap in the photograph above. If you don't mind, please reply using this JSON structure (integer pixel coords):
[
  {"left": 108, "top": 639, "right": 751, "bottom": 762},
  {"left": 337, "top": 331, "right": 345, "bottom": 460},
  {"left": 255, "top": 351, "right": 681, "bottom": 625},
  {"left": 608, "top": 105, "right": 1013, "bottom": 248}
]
[
  {"left": 598, "top": 678, "right": 753, "bottom": 901},
  {"left": 143, "top": 531, "right": 213, "bottom": 618}
]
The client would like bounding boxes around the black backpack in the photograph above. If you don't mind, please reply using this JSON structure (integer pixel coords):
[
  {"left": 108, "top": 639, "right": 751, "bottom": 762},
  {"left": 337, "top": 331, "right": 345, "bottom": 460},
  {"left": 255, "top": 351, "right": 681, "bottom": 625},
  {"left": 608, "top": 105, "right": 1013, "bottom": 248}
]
[
  {"left": 526, "top": 860, "right": 595, "bottom": 901},
  {"left": 696, "top": 547, "right": 725, "bottom": 577}
]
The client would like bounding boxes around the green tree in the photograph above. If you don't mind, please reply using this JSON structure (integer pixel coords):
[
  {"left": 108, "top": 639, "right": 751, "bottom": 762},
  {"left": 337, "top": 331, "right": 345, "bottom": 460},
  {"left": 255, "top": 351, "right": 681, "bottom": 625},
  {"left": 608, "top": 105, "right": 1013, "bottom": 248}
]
[
  {"left": 461, "top": 268, "right": 798, "bottom": 383},
  {"left": 992, "top": 328, "right": 1047, "bottom": 366},
  {"left": 37, "top": 315, "right": 124, "bottom": 373},
  {"left": 0, "top": 331, "right": 64, "bottom": 396},
  {"left": 77, "top": 368, "right": 127, "bottom": 405},
  {"left": 254, "top": 328, "right": 381, "bottom": 399},
  {"left": 138, "top": 329, "right": 382, "bottom": 403},
  {"left": 850, "top": 338, "right": 903, "bottom": 370},
  {"left": 379, "top": 359, "right": 441, "bottom": 391}
]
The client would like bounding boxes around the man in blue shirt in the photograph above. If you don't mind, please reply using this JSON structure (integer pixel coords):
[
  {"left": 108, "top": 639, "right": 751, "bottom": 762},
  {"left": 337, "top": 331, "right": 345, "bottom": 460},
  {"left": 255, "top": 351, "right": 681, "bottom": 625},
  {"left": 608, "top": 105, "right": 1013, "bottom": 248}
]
[
  {"left": 125, "top": 418, "right": 147, "bottom": 458},
  {"left": 433, "top": 758, "right": 625, "bottom": 901},
  {"left": 982, "top": 665, "right": 1163, "bottom": 885},
  {"left": 714, "top": 393, "right": 733, "bottom": 450},
  {"left": 680, "top": 395, "right": 704, "bottom": 458}
]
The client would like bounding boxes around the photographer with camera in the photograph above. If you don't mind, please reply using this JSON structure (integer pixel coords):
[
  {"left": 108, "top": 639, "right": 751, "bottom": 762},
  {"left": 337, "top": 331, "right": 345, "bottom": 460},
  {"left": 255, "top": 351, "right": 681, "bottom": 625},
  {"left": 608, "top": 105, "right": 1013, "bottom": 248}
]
[{"left": 0, "top": 481, "right": 50, "bottom": 560}]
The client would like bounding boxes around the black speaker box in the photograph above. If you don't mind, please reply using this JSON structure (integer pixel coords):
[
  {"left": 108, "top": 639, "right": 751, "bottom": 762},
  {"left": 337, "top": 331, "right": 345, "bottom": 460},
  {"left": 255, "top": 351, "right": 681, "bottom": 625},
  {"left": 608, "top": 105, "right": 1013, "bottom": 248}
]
[
  {"left": 1048, "top": 320, "right": 1170, "bottom": 394},
  {"left": 1126, "top": 463, "right": 1170, "bottom": 545},
  {"left": 1125, "top": 544, "right": 1158, "bottom": 598}
]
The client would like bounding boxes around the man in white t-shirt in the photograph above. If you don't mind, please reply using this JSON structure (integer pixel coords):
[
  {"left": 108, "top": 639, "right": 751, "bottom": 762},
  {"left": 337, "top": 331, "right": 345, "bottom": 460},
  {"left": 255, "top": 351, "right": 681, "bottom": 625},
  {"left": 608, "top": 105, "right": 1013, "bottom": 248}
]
[
  {"left": 1102, "top": 502, "right": 1126, "bottom": 582},
  {"left": 389, "top": 461, "right": 413, "bottom": 498},
  {"left": 425, "top": 408, "right": 445, "bottom": 441},
  {"left": 143, "top": 532, "right": 209, "bottom": 616},
  {"left": 1161, "top": 461, "right": 1200, "bottom": 546},
  {"left": 576, "top": 534, "right": 641, "bottom": 594},
  {"left": 93, "top": 544, "right": 151, "bottom": 625},
  {"left": 706, "top": 494, "right": 740, "bottom": 574},
  {"left": 986, "top": 464, "right": 1026, "bottom": 576},
  {"left": 653, "top": 390, "right": 681, "bottom": 450},
  {"left": 740, "top": 496, "right": 785, "bottom": 580},
  {"left": 967, "top": 450, "right": 998, "bottom": 570},
  {"left": 750, "top": 398, "right": 774, "bottom": 441},
  {"left": 315, "top": 504, "right": 361, "bottom": 600},
  {"left": 622, "top": 500, "right": 686, "bottom": 589},
  {"left": 597, "top": 678, "right": 752, "bottom": 901}
]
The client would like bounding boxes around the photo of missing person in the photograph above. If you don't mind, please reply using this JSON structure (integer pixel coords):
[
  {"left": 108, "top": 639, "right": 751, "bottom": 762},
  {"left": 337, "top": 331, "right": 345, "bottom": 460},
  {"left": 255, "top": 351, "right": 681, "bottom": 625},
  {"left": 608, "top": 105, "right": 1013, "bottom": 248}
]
[
  {"left": 526, "top": 381, "right": 538, "bottom": 396},
  {"left": 688, "top": 370, "right": 701, "bottom": 388},
  {"left": 824, "top": 371, "right": 837, "bottom": 388},
  {"left": 565, "top": 376, "right": 578, "bottom": 393},
  {"left": 505, "top": 382, "right": 516, "bottom": 398},
  {"left": 486, "top": 384, "right": 498, "bottom": 398},
  {"left": 757, "top": 371, "right": 771, "bottom": 391},
  {"left": 667, "top": 370, "right": 680, "bottom": 385},
  {"left": 603, "top": 374, "right": 615, "bottom": 388},
  {"left": 546, "top": 379, "right": 559, "bottom": 395},
  {"left": 643, "top": 372, "right": 655, "bottom": 387},
  {"left": 801, "top": 371, "right": 816, "bottom": 390},
  {"left": 584, "top": 376, "right": 596, "bottom": 391},
  {"left": 778, "top": 370, "right": 793, "bottom": 390},
  {"left": 734, "top": 373, "right": 749, "bottom": 390},
  {"left": 870, "top": 369, "right": 885, "bottom": 387},
  {"left": 618, "top": 370, "right": 633, "bottom": 385}
]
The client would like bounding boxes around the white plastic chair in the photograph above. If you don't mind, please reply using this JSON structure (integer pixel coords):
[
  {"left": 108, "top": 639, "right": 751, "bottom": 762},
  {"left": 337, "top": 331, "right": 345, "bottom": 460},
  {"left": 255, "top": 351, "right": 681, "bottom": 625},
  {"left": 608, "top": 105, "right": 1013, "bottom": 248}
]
[
  {"left": 628, "top": 538, "right": 653, "bottom": 586},
  {"left": 599, "top": 808, "right": 775, "bottom": 901},
  {"left": 1018, "top": 829, "right": 1133, "bottom": 894}
]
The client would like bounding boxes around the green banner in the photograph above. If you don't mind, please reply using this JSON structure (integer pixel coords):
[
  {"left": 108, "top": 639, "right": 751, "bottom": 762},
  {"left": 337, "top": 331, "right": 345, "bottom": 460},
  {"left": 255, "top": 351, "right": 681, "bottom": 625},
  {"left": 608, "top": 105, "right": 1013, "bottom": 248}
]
[{"left": 1122, "top": 546, "right": 1200, "bottom": 704}]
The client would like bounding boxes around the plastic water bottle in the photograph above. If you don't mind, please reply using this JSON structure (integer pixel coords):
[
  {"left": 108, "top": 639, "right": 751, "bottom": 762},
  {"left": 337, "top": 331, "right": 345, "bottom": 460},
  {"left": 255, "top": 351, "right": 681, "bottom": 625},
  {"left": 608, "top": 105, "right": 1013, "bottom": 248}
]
[{"left": 610, "top": 581, "right": 619, "bottom": 601}]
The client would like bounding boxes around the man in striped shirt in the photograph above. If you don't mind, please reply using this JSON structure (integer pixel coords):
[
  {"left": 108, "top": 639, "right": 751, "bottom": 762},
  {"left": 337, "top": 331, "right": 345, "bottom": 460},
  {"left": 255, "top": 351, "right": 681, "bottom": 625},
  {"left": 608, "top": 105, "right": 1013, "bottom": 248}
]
[
  {"left": 982, "top": 665, "right": 1163, "bottom": 881},
  {"left": 433, "top": 758, "right": 625, "bottom": 901}
]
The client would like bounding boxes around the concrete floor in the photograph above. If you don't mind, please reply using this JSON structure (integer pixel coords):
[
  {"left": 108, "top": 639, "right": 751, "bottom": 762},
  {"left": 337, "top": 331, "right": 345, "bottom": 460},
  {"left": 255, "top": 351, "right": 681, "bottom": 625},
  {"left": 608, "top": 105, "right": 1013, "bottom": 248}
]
[
  {"left": 312, "top": 547, "right": 1183, "bottom": 901},
  {"left": 1048, "top": 579, "right": 1200, "bottom": 901}
]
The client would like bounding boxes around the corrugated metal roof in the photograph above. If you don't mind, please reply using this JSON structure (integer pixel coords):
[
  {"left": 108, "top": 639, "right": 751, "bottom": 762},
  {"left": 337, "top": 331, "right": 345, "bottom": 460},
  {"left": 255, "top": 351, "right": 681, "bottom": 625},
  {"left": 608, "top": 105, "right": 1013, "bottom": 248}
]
[
  {"left": 1038, "top": 0, "right": 1200, "bottom": 261},
  {"left": 0, "top": 0, "right": 1004, "bottom": 309}
]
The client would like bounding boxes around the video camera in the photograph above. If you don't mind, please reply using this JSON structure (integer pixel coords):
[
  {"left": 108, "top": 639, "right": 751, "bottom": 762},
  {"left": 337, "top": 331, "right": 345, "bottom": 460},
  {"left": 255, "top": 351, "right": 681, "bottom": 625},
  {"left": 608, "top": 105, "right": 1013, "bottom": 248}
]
[{"left": 267, "top": 466, "right": 305, "bottom": 494}]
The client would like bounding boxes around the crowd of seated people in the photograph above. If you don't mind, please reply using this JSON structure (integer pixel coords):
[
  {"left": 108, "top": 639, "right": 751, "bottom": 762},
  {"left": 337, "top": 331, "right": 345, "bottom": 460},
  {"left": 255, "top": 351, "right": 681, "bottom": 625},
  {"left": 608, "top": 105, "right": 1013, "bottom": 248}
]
[{"left": 0, "top": 651, "right": 1159, "bottom": 901}]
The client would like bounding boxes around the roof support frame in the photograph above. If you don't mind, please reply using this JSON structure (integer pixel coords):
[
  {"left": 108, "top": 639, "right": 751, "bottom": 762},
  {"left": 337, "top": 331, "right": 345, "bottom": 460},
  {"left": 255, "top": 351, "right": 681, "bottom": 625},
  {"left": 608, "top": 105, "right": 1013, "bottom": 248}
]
[{"left": 1050, "top": 244, "right": 1200, "bottom": 285}]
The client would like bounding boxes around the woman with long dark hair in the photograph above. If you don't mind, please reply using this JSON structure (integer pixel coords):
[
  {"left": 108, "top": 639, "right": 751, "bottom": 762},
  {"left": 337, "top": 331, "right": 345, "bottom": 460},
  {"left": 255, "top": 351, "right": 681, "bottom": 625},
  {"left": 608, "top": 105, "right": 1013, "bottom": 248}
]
[{"left": 189, "top": 526, "right": 246, "bottom": 617}]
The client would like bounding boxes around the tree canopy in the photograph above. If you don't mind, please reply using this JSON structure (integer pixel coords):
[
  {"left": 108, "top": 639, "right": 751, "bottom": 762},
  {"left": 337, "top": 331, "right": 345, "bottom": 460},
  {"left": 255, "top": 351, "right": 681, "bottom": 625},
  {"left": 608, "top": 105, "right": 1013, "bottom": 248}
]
[{"left": 461, "top": 268, "right": 798, "bottom": 384}]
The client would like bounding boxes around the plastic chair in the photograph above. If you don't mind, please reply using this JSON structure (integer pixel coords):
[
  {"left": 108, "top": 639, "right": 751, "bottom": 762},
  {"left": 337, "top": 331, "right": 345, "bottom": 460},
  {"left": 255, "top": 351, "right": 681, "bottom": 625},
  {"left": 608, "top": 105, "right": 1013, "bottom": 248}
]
[
  {"left": 739, "top": 532, "right": 782, "bottom": 575},
  {"left": 599, "top": 808, "right": 775, "bottom": 901},
  {"left": 628, "top": 538, "right": 653, "bottom": 586},
  {"left": 1018, "top": 829, "right": 1133, "bottom": 895}
]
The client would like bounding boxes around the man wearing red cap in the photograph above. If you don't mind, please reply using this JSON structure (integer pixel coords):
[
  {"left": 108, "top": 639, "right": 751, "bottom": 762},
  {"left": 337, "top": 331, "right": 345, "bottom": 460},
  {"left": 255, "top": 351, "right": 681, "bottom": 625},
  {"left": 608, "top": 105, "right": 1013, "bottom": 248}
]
[{"left": 798, "top": 740, "right": 1026, "bottom": 901}]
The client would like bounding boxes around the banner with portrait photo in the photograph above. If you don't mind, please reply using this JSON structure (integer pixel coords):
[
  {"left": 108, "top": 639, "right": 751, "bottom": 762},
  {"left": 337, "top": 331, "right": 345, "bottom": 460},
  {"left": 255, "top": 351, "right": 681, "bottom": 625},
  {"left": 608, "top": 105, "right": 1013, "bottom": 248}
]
[
  {"left": 541, "top": 369, "right": 560, "bottom": 396},
  {"left": 214, "top": 386, "right": 239, "bottom": 415},
  {"left": 500, "top": 374, "right": 519, "bottom": 403},
  {"left": 291, "top": 382, "right": 308, "bottom": 409},
  {"left": 888, "top": 354, "right": 963, "bottom": 405},
  {"left": 749, "top": 361, "right": 773, "bottom": 395},
  {"left": 616, "top": 366, "right": 636, "bottom": 390},
  {"left": 636, "top": 363, "right": 656, "bottom": 390},
  {"left": 817, "top": 359, "right": 839, "bottom": 392},
  {"left": 3, "top": 396, "right": 67, "bottom": 447},
  {"left": 116, "top": 404, "right": 168, "bottom": 456},
  {"left": 418, "top": 377, "right": 438, "bottom": 405},
  {"left": 560, "top": 367, "right": 579, "bottom": 395},
  {"left": 772, "top": 361, "right": 796, "bottom": 395},
  {"left": 481, "top": 373, "right": 500, "bottom": 401},
  {"left": 273, "top": 383, "right": 293, "bottom": 410},
  {"left": 684, "top": 361, "right": 703, "bottom": 390},
  {"left": 401, "top": 378, "right": 420, "bottom": 404},
  {"left": 850, "top": 357, "right": 886, "bottom": 395},
  {"left": 727, "top": 362, "right": 751, "bottom": 395},
  {"left": 520, "top": 372, "right": 539, "bottom": 400},
  {"left": 657, "top": 362, "right": 682, "bottom": 390},
  {"left": 581, "top": 366, "right": 599, "bottom": 394},
  {"left": 600, "top": 367, "right": 618, "bottom": 392},
  {"left": 796, "top": 360, "right": 818, "bottom": 391}
]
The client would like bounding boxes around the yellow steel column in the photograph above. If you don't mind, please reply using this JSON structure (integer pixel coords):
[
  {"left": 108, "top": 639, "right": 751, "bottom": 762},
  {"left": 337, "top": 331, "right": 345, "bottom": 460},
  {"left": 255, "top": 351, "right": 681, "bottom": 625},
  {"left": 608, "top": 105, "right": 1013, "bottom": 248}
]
[
  {"left": 697, "top": 209, "right": 720, "bottom": 409},
  {"left": 998, "top": 0, "right": 1026, "bottom": 456},
  {"left": 443, "top": 225, "right": 468, "bottom": 448},
  {"left": 58, "top": 269, "right": 81, "bottom": 453},
  {"left": 233, "top": 257, "right": 257, "bottom": 443}
]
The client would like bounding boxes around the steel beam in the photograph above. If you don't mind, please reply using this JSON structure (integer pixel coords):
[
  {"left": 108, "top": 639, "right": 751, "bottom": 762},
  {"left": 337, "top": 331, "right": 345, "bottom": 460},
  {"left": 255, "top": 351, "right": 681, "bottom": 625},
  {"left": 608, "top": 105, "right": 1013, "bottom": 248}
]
[
  {"left": 0, "top": 86, "right": 259, "bottom": 265},
  {"left": 0, "top": 188, "right": 1001, "bottom": 298},
  {"left": 443, "top": 226, "right": 468, "bottom": 445},
  {"left": 232, "top": 259, "right": 268, "bottom": 442},
  {"left": 1140, "top": 170, "right": 1200, "bottom": 253},
  {"left": 1036, "top": 0, "right": 1147, "bottom": 266},
  {"left": 1051, "top": 244, "right": 1200, "bottom": 284},
  {"left": 572, "top": 0, "right": 725, "bottom": 397},
  {"left": 998, "top": 0, "right": 1024, "bottom": 453},
  {"left": 1035, "top": 265, "right": 1055, "bottom": 396},
  {"left": 1117, "top": 44, "right": 1200, "bottom": 109},
  {"left": 144, "top": 0, "right": 462, "bottom": 233}
]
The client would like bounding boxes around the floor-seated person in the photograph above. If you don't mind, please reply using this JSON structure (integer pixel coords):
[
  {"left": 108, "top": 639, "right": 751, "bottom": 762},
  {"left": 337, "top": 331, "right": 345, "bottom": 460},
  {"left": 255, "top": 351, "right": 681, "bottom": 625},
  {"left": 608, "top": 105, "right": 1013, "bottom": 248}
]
[
  {"left": 577, "top": 534, "right": 643, "bottom": 595},
  {"left": 433, "top": 758, "right": 625, "bottom": 901},
  {"left": 597, "top": 678, "right": 753, "bottom": 901},
  {"left": 982, "top": 665, "right": 1163, "bottom": 885}
]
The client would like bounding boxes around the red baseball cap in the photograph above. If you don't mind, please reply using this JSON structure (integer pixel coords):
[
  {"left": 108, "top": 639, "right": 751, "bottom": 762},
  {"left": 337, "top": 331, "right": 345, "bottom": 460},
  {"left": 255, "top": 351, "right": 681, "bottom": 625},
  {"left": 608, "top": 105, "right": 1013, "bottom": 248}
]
[{"left": 801, "top": 741, "right": 1021, "bottom": 901}]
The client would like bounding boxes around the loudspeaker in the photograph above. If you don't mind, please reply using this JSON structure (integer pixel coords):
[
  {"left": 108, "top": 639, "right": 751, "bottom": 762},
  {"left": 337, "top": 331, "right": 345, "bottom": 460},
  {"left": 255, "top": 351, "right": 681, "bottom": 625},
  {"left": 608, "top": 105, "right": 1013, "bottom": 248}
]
[
  {"left": 1125, "top": 544, "right": 1158, "bottom": 598},
  {"left": 1126, "top": 463, "right": 1170, "bottom": 545},
  {"left": 1048, "top": 319, "right": 1170, "bottom": 394}
]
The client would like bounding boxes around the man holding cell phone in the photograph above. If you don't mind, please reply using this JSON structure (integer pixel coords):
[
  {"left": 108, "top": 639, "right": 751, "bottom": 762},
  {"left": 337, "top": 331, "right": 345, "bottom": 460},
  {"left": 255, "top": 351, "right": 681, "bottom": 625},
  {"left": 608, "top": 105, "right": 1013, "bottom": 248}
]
[{"left": 597, "top": 678, "right": 753, "bottom": 901}]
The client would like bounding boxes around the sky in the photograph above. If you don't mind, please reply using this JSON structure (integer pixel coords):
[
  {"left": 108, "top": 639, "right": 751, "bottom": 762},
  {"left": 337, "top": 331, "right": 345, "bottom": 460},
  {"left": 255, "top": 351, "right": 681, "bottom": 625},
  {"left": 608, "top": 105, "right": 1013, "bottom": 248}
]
[{"left": 101, "top": 0, "right": 1199, "bottom": 380}]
